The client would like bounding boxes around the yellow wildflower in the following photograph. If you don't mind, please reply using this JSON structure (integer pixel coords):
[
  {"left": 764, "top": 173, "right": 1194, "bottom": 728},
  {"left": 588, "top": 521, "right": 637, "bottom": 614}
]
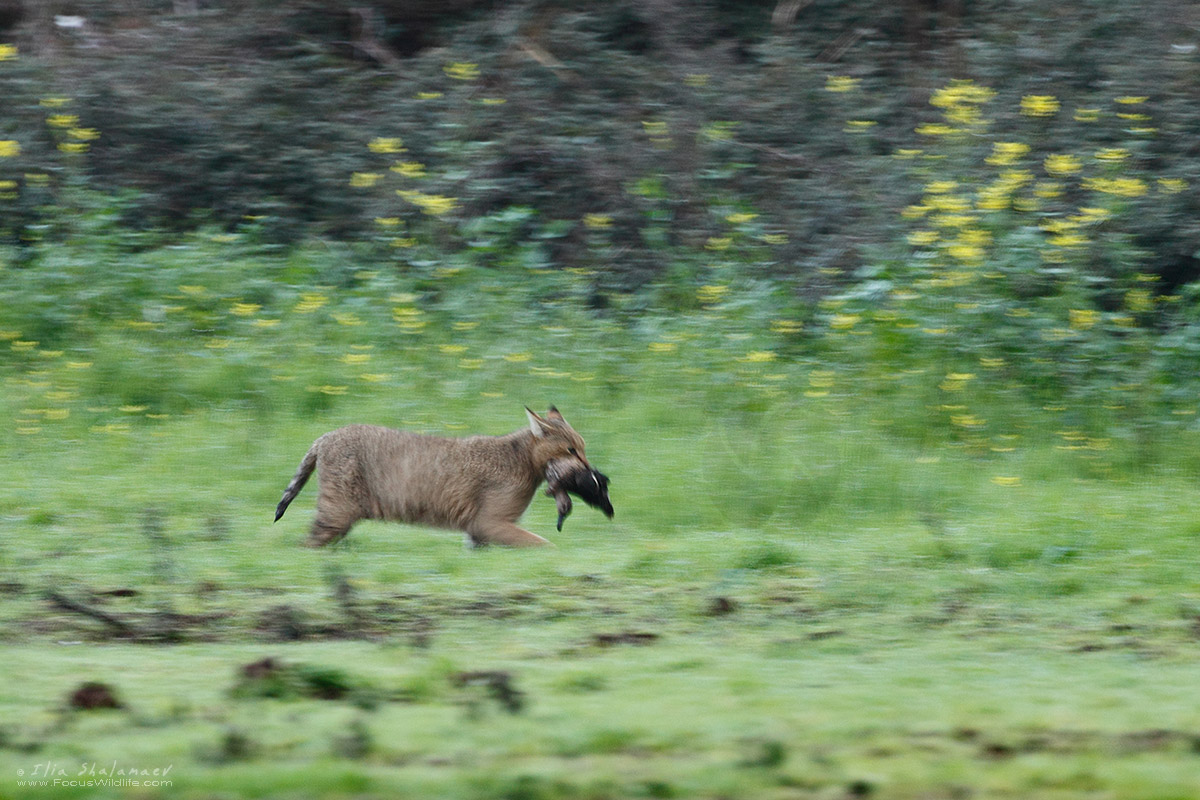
[
  {"left": 1069, "top": 309, "right": 1099, "bottom": 330},
  {"left": 940, "top": 372, "right": 974, "bottom": 392},
  {"left": 1034, "top": 181, "right": 1063, "bottom": 198},
  {"left": 349, "top": 172, "right": 382, "bottom": 188},
  {"left": 947, "top": 243, "right": 985, "bottom": 263},
  {"left": 583, "top": 213, "right": 613, "bottom": 229},
  {"left": 931, "top": 213, "right": 974, "bottom": 228},
  {"left": 916, "top": 123, "right": 958, "bottom": 136},
  {"left": 697, "top": 284, "right": 729, "bottom": 305},
  {"left": 770, "top": 319, "right": 802, "bottom": 334},
  {"left": 1020, "top": 95, "right": 1059, "bottom": 117},
  {"left": 368, "top": 137, "right": 405, "bottom": 154},
  {"left": 1094, "top": 148, "right": 1129, "bottom": 162},
  {"left": 1049, "top": 233, "right": 1088, "bottom": 248},
  {"left": 391, "top": 161, "right": 426, "bottom": 178},
  {"left": 1074, "top": 207, "right": 1110, "bottom": 222},
  {"left": 0, "top": 44, "right": 17, "bottom": 60},
  {"left": 976, "top": 188, "right": 1010, "bottom": 211},
  {"left": 0, "top": 140, "right": 20, "bottom": 158},
  {"left": 930, "top": 80, "right": 995, "bottom": 109},
  {"left": 825, "top": 75, "right": 860, "bottom": 93},
  {"left": 1083, "top": 177, "right": 1148, "bottom": 197},
  {"left": 397, "top": 190, "right": 457, "bottom": 216},
  {"left": 700, "top": 121, "right": 737, "bottom": 142},
  {"left": 1125, "top": 288, "right": 1154, "bottom": 313},
  {"left": 293, "top": 292, "right": 328, "bottom": 313},
  {"left": 960, "top": 227, "right": 992, "bottom": 247},
  {"left": 444, "top": 61, "right": 480, "bottom": 80},
  {"left": 1043, "top": 153, "right": 1082, "bottom": 176},
  {"left": 986, "top": 142, "right": 1030, "bottom": 166}
]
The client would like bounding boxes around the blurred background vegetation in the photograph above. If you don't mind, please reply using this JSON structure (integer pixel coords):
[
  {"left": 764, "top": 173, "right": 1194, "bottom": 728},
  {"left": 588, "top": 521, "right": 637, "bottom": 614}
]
[{"left": 1, "top": 0, "right": 1199, "bottom": 444}]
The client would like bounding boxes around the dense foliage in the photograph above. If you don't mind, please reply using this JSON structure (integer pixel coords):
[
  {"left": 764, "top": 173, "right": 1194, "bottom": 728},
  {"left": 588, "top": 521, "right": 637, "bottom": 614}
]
[{"left": 1, "top": 0, "right": 1199, "bottom": 429}]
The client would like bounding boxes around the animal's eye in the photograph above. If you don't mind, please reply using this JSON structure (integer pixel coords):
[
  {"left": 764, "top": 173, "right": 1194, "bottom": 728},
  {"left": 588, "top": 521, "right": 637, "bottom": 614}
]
[{"left": 568, "top": 447, "right": 578, "bottom": 455}]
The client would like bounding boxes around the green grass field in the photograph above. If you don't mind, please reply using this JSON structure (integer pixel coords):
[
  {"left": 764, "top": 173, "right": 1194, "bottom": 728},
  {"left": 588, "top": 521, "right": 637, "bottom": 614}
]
[{"left": 3, "top": 240, "right": 1200, "bottom": 799}]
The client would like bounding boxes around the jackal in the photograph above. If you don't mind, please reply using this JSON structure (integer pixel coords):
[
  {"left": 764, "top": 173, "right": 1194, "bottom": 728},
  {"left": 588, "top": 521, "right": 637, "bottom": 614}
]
[{"left": 274, "top": 407, "right": 599, "bottom": 547}]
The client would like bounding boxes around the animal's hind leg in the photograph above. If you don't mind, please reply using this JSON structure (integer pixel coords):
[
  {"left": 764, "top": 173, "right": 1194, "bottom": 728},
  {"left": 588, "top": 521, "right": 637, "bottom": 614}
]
[{"left": 305, "top": 511, "right": 356, "bottom": 547}]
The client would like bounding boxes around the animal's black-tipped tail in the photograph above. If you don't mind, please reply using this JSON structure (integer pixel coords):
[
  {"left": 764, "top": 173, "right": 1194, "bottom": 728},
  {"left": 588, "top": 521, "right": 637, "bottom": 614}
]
[{"left": 274, "top": 446, "right": 318, "bottom": 522}]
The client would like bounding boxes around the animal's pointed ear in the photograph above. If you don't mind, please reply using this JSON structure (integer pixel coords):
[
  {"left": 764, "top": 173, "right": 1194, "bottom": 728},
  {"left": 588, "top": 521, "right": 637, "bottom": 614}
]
[
  {"left": 546, "top": 406, "right": 564, "bottom": 423},
  {"left": 526, "top": 406, "right": 549, "bottom": 437}
]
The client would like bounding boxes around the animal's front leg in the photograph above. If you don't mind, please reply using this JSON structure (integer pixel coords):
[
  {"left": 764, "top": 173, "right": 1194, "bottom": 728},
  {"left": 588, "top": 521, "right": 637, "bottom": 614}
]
[{"left": 466, "top": 520, "right": 552, "bottom": 548}]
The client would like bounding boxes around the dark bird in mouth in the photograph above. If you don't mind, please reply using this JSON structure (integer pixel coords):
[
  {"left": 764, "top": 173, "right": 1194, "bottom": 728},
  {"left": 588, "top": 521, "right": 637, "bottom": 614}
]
[{"left": 545, "top": 461, "right": 614, "bottom": 531}]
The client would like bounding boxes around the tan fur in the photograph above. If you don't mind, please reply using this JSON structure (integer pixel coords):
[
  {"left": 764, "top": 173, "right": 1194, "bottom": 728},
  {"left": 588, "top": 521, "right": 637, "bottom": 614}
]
[{"left": 274, "top": 407, "right": 590, "bottom": 548}]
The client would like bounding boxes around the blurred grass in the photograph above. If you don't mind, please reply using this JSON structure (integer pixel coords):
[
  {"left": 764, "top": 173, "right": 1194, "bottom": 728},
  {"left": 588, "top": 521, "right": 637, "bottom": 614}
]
[{"left": 2, "top": 238, "right": 1200, "bottom": 797}]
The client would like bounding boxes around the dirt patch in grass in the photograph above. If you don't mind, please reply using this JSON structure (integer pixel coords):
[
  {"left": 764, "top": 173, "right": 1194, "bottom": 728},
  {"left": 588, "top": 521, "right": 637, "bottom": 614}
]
[
  {"left": 231, "top": 657, "right": 378, "bottom": 706},
  {"left": 592, "top": 630, "right": 660, "bottom": 647},
  {"left": 68, "top": 681, "right": 123, "bottom": 710}
]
